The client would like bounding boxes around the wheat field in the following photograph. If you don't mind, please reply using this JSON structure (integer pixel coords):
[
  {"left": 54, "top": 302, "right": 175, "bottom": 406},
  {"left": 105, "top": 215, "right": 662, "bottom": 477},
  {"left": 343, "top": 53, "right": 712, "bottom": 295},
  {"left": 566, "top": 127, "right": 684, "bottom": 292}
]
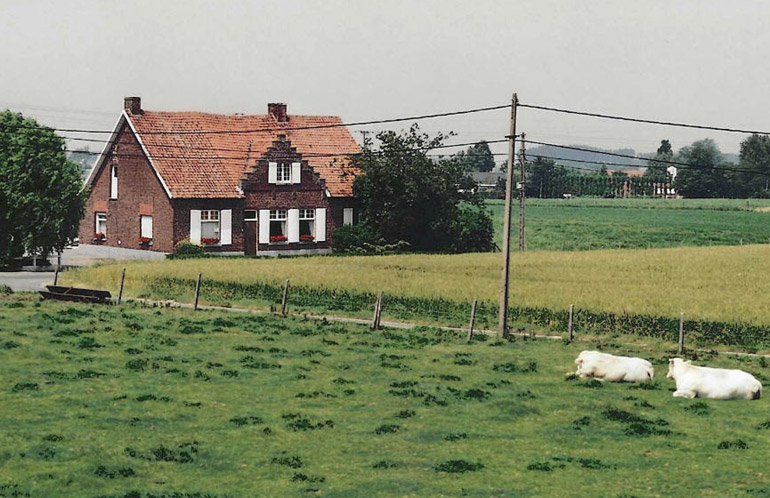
[{"left": 64, "top": 244, "right": 770, "bottom": 325}]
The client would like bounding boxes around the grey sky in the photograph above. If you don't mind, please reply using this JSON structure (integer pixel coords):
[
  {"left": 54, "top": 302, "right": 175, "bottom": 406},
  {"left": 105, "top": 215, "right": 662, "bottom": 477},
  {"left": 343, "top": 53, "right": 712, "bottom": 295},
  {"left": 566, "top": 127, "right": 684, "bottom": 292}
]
[{"left": 2, "top": 0, "right": 769, "bottom": 158}]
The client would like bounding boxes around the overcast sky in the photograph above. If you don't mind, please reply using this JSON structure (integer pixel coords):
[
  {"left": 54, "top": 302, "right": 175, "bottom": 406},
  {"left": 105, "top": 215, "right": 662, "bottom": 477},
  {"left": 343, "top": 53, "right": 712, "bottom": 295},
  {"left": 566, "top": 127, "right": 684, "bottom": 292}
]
[{"left": 2, "top": 0, "right": 769, "bottom": 158}]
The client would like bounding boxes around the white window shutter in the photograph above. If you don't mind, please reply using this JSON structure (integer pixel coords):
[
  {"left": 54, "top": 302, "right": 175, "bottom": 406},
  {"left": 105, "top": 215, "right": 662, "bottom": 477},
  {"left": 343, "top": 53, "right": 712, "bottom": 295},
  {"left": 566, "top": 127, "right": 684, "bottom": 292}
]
[
  {"left": 268, "top": 162, "right": 278, "bottom": 184},
  {"left": 287, "top": 209, "right": 300, "bottom": 243},
  {"left": 343, "top": 208, "right": 353, "bottom": 226},
  {"left": 220, "top": 209, "right": 232, "bottom": 245},
  {"left": 190, "top": 210, "right": 201, "bottom": 244},
  {"left": 291, "top": 162, "right": 301, "bottom": 184},
  {"left": 258, "top": 209, "right": 270, "bottom": 244},
  {"left": 315, "top": 208, "right": 326, "bottom": 242}
]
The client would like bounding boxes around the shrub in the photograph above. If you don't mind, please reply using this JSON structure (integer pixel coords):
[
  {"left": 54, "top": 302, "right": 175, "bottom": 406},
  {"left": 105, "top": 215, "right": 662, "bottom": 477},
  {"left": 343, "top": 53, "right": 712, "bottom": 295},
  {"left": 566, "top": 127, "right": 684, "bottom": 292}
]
[
  {"left": 170, "top": 239, "right": 206, "bottom": 259},
  {"left": 434, "top": 459, "right": 484, "bottom": 473}
]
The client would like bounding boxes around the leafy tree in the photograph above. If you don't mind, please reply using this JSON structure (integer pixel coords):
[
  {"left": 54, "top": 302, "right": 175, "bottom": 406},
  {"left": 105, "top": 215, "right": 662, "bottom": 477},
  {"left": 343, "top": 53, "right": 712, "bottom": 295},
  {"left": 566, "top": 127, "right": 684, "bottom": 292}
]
[
  {"left": 736, "top": 134, "right": 770, "bottom": 197},
  {"left": 351, "top": 125, "right": 493, "bottom": 252},
  {"left": 526, "top": 157, "right": 570, "bottom": 198},
  {"left": 456, "top": 141, "right": 496, "bottom": 172},
  {"left": 674, "top": 139, "right": 731, "bottom": 198},
  {"left": 645, "top": 139, "right": 673, "bottom": 182},
  {"left": 0, "top": 111, "right": 87, "bottom": 266}
]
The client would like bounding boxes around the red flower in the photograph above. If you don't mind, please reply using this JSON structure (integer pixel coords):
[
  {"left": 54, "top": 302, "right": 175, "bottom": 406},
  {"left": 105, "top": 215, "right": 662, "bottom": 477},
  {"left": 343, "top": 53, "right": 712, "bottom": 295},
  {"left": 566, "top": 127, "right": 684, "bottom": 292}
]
[
  {"left": 300, "top": 234, "right": 315, "bottom": 242},
  {"left": 139, "top": 237, "right": 152, "bottom": 244},
  {"left": 270, "top": 235, "right": 288, "bottom": 243},
  {"left": 93, "top": 232, "right": 105, "bottom": 240},
  {"left": 201, "top": 237, "right": 220, "bottom": 245}
]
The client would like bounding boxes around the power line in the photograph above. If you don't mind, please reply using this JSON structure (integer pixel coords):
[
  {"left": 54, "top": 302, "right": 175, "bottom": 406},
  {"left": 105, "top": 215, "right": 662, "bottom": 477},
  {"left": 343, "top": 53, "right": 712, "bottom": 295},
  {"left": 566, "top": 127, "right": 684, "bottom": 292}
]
[
  {"left": 519, "top": 103, "right": 770, "bottom": 136},
  {"left": 0, "top": 103, "right": 512, "bottom": 136}
]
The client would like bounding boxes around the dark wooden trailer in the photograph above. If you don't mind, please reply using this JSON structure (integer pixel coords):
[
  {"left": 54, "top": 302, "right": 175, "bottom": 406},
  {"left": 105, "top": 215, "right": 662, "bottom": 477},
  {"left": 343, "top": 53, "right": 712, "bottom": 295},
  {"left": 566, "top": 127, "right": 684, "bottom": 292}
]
[{"left": 39, "top": 285, "right": 112, "bottom": 304}]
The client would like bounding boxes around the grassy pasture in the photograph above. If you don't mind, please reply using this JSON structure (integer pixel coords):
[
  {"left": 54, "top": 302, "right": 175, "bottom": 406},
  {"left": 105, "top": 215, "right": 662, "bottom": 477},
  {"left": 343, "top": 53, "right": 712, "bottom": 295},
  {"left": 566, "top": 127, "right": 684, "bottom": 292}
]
[
  {"left": 3, "top": 295, "right": 770, "bottom": 497},
  {"left": 486, "top": 198, "right": 770, "bottom": 251},
  {"left": 64, "top": 244, "right": 770, "bottom": 328}
]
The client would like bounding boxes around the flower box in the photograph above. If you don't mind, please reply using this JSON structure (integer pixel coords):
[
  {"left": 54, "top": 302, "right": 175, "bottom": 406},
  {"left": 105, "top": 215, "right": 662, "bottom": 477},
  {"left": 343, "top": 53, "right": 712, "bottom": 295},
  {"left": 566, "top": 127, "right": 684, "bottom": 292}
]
[
  {"left": 201, "top": 237, "right": 220, "bottom": 245},
  {"left": 270, "top": 235, "right": 288, "bottom": 243},
  {"left": 299, "top": 234, "right": 315, "bottom": 243},
  {"left": 93, "top": 232, "right": 106, "bottom": 242},
  {"left": 139, "top": 237, "right": 152, "bottom": 246}
]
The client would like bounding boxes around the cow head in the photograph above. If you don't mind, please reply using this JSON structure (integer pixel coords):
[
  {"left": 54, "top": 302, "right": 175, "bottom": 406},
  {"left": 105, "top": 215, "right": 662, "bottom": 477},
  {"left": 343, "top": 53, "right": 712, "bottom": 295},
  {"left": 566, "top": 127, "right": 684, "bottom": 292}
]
[{"left": 667, "top": 358, "right": 688, "bottom": 379}]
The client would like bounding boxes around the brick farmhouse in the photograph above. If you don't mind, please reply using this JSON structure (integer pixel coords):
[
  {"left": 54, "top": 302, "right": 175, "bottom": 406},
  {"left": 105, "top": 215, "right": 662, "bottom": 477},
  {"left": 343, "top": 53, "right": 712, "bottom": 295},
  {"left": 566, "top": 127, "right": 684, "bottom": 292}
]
[{"left": 81, "top": 97, "right": 361, "bottom": 255}]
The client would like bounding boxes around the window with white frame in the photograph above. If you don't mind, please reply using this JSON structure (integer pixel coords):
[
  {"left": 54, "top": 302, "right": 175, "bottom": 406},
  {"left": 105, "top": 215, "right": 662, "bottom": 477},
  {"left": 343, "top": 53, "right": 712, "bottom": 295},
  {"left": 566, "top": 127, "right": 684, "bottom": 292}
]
[
  {"left": 95, "top": 212, "right": 107, "bottom": 238},
  {"left": 140, "top": 215, "right": 153, "bottom": 239},
  {"left": 277, "top": 162, "right": 291, "bottom": 183},
  {"left": 269, "top": 209, "right": 287, "bottom": 242},
  {"left": 200, "top": 210, "right": 220, "bottom": 242},
  {"left": 110, "top": 165, "right": 118, "bottom": 199},
  {"left": 299, "top": 209, "right": 315, "bottom": 241}
]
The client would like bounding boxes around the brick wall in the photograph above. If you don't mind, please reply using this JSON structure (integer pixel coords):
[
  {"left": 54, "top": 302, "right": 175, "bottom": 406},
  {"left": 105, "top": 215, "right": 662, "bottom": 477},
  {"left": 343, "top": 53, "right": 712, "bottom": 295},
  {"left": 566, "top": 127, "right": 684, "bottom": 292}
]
[{"left": 79, "top": 123, "right": 175, "bottom": 252}]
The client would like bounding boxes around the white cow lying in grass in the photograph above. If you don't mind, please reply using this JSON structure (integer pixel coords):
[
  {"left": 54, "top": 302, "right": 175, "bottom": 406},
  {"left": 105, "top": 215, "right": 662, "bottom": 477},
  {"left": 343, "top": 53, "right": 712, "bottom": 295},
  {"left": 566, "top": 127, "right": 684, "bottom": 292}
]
[
  {"left": 574, "top": 351, "right": 654, "bottom": 382},
  {"left": 666, "top": 358, "right": 762, "bottom": 400}
]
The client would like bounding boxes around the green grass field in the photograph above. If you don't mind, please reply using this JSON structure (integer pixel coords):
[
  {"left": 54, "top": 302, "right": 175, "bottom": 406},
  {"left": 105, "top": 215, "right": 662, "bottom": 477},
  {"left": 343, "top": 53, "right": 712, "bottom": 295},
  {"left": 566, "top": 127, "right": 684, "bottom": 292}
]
[
  {"left": 3, "top": 294, "right": 770, "bottom": 497},
  {"left": 486, "top": 198, "right": 770, "bottom": 251}
]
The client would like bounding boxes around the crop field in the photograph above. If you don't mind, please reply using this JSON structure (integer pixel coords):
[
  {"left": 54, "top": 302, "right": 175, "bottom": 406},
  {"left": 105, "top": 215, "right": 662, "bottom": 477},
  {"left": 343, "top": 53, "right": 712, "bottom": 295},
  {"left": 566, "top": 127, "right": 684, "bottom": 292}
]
[
  {"left": 3, "top": 294, "right": 770, "bottom": 497},
  {"left": 64, "top": 245, "right": 770, "bottom": 339},
  {"left": 486, "top": 198, "right": 770, "bottom": 251}
]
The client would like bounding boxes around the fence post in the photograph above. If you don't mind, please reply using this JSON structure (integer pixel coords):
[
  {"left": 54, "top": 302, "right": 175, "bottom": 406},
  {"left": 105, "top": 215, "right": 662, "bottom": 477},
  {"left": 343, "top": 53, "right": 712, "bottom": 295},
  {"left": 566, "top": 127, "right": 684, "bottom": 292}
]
[
  {"left": 281, "top": 279, "right": 290, "bottom": 316},
  {"left": 568, "top": 304, "right": 574, "bottom": 342},
  {"left": 372, "top": 291, "right": 383, "bottom": 330},
  {"left": 193, "top": 273, "right": 202, "bottom": 311},
  {"left": 678, "top": 312, "right": 685, "bottom": 355},
  {"left": 467, "top": 299, "right": 478, "bottom": 342},
  {"left": 53, "top": 252, "right": 61, "bottom": 286},
  {"left": 117, "top": 268, "right": 126, "bottom": 305}
]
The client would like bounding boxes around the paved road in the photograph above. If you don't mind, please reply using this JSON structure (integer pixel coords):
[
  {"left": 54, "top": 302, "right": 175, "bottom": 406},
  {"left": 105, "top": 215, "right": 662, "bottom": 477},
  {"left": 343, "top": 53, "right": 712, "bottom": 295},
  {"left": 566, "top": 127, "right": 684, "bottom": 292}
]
[{"left": 0, "top": 272, "right": 54, "bottom": 292}]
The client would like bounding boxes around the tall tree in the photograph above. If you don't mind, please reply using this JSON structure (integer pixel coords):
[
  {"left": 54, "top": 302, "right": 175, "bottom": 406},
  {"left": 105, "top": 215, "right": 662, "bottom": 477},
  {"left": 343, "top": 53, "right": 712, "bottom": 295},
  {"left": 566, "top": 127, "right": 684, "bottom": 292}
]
[
  {"left": 645, "top": 139, "right": 673, "bottom": 182},
  {"left": 457, "top": 141, "right": 496, "bottom": 172},
  {"left": 736, "top": 134, "right": 770, "bottom": 197},
  {"left": 674, "top": 139, "right": 730, "bottom": 198},
  {"left": 351, "top": 125, "right": 493, "bottom": 253},
  {"left": 0, "top": 111, "right": 87, "bottom": 266}
]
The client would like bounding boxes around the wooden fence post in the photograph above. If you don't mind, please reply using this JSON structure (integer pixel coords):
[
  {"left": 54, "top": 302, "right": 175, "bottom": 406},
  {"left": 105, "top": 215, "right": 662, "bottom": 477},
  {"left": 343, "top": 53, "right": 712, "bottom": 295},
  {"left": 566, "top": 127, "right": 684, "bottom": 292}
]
[
  {"left": 281, "top": 279, "right": 290, "bottom": 316},
  {"left": 53, "top": 253, "right": 61, "bottom": 285},
  {"left": 372, "top": 291, "right": 383, "bottom": 330},
  {"left": 467, "top": 299, "right": 478, "bottom": 342},
  {"left": 193, "top": 273, "right": 202, "bottom": 311},
  {"left": 678, "top": 312, "right": 685, "bottom": 355},
  {"left": 117, "top": 268, "right": 126, "bottom": 305},
  {"left": 568, "top": 304, "right": 574, "bottom": 342}
]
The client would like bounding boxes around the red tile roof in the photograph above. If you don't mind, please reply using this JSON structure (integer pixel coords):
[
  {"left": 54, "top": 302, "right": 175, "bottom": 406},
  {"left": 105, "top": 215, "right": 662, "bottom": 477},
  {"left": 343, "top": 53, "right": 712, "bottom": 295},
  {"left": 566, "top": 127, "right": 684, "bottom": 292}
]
[{"left": 127, "top": 109, "right": 361, "bottom": 198}]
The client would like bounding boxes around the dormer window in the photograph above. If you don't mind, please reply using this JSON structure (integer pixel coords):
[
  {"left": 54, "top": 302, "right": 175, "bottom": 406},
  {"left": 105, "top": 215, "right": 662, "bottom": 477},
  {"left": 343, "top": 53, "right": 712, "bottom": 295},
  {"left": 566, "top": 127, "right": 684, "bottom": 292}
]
[{"left": 277, "top": 162, "right": 291, "bottom": 183}]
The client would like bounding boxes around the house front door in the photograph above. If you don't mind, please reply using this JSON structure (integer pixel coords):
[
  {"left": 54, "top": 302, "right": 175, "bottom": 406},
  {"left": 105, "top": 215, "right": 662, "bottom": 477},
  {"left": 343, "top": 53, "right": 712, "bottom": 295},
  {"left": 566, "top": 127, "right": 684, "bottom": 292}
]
[{"left": 244, "top": 210, "right": 257, "bottom": 256}]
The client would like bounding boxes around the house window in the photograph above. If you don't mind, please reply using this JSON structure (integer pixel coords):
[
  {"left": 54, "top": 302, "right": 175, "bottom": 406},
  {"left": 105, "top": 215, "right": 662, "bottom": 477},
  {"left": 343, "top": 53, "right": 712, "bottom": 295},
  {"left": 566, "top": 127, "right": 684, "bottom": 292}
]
[
  {"left": 110, "top": 165, "right": 118, "bottom": 199},
  {"left": 277, "top": 163, "right": 291, "bottom": 183},
  {"left": 269, "top": 209, "right": 287, "bottom": 242},
  {"left": 343, "top": 208, "right": 354, "bottom": 226},
  {"left": 95, "top": 212, "right": 107, "bottom": 238},
  {"left": 244, "top": 210, "right": 257, "bottom": 221},
  {"left": 299, "top": 209, "right": 315, "bottom": 242},
  {"left": 140, "top": 215, "right": 153, "bottom": 239},
  {"left": 200, "top": 210, "right": 220, "bottom": 243}
]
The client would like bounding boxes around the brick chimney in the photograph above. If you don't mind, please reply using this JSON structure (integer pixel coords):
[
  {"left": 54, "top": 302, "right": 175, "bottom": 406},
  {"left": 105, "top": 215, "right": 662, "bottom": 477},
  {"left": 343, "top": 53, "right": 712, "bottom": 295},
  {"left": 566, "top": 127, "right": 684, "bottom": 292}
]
[
  {"left": 268, "top": 103, "right": 287, "bottom": 122},
  {"left": 124, "top": 97, "right": 142, "bottom": 114}
]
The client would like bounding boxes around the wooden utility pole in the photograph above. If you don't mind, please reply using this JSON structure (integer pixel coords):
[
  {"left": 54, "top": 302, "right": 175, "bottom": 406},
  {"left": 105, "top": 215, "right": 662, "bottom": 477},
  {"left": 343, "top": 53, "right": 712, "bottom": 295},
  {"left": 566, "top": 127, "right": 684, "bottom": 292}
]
[
  {"left": 518, "top": 132, "right": 527, "bottom": 252},
  {"left": 498, "top": 93, "right": 518, "bottom": 339}
]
